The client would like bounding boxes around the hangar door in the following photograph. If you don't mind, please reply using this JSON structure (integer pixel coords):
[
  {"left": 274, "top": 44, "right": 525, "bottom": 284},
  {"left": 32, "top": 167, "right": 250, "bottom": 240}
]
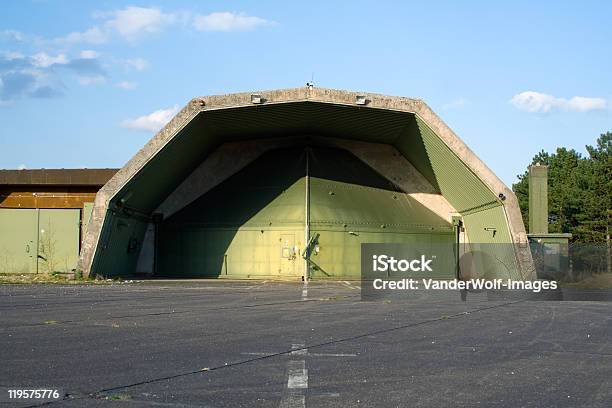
[
  {"left": 158, "top": 146, "right": 455, "bottom": 279},
  {"left": 0, "top": 208, "right": 80, "bottom": 274}
]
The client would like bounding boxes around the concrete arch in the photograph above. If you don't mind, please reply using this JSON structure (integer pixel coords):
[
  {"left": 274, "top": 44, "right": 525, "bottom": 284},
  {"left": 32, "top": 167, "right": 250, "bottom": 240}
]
[{"left": 78, "top": 87, "right": 533, "bottom": 279}]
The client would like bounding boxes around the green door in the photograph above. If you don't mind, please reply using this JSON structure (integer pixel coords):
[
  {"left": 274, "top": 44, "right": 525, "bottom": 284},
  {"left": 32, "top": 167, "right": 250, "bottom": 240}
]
[
  {"left": 0, "top": 209, "right": 38, "bottom": 274},
  {"left": 37, "top": 209, "right": 80, "bottom": 274},
  {"left": 280, "top": 233, "right": 297, "bottom": 275}
]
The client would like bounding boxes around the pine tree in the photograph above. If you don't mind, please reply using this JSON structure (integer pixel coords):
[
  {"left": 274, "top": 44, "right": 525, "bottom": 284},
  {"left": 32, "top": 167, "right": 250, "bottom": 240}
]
[{"left": 512, "top": 132, "right": 611, "bottom": 245}]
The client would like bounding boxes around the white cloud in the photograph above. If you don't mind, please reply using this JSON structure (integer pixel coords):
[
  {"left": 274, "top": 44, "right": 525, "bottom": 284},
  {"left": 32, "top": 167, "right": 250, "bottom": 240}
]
[
  {"left": 3, "top": 51, "right": 24, "bottom": 60},
  {"left": 1, "top": 30, "right": 25, "bottom": 42},
  {"left": 0, "top": 53, "right": 66, "bottom": 101},
  {"left": 121, "top": 106, "right": 179, "bottom": 132},
  {"left": 103, "top": 6, "right": 177, "bottom": 41},
  {"left": 510, "top": 91, "right": 607, "bottom": 113},
  {"left": 564, "top": 96, "right": 608, "bottom": 112},
  {"left": 57, "top": 7, "right": 176, "bottom": 44},
  {"left": 31, "top": 52, "right": 68, "bottom": 68},
  {"left": 17, "top": 164, "right": 27, "bottom": 170},
  {"left": 1, "top": 50, "right": 106, "bottom": 102},
  {"left": 194, "top": 12, "right": 269, "bottom": 32},
  {"left": 2, "top": 8, "right": 273, "bottom": 103},
  {"left": 80, "top": 50, "right": 99, "bottom": 59},
  {"left": 59, "top": 26, "right": 108, "bottom": 44},
  {"left": 116, "top": 81, "right": 137, "bottom": 90},
  {"left": 19, "top": 8, "right": 272, "bottom": 47},
  {"left": 78, "top": 75, "right": 106, "bottom": 86},
  {"left": 124, "top": 58, "right": 149, "bottom": 71}
]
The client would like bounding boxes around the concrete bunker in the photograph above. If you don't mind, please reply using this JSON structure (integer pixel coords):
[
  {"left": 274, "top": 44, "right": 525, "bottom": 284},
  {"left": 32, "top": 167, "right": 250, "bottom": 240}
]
[{"left": 78, "top": 88, "right": 533, "bottom": 280}]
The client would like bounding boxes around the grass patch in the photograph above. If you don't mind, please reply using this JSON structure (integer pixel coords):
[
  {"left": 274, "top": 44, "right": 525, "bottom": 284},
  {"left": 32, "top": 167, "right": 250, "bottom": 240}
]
[
  {"left": 0, "top": 273, "right": 127, "bottom": 285},
  {"left": 44, "top": 320, "right": 59, "bottom": 325},
  {"left": 108, "top": 394, "right": 131, "bottom": 401}
]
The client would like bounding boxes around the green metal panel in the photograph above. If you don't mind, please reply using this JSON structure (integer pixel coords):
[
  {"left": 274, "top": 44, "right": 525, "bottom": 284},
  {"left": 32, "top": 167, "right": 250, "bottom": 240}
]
[
  {"left": 462, "top": 205, "right": 520, "bottom": 279},
  {"left": 310, "top": 177, "right": 452, "bottom": 232},
  {"left": 82, "top": 202, "right": 94, "bottom": 239},
  {"left": 160, "top": 226, "right": 303, "bottom": 278},
  {"left": 37, "top": 209, "right": 80, "bottom": 274},
  {"left": 308, "top": 147, "right": 455, "bottom": 279},
  {"left": 309, "top": 147, "right": 452, "bottom": 232},
  {"left": 158, "top": 147, "right": 307, "bottom": 278},
  {"left": 310, "top": 230, "right": 456, "bottom": 279},
  {"left": 406, "top": 116, "right": 499, "bottom": 213},
  {"left": 92, "top": 211, "right": 149, "bottom": 277},
  {"left": 0, "top": 209, "right": 38, "bottom": 274},
  {"left": 0, "top": 208, "right": 80, "bottom": 274},
  {"left": 463, "top": 205, "right": 511, "bottom": 243},
  {"left": 397, "top": 116, "right": 518, "bottom": 279}
]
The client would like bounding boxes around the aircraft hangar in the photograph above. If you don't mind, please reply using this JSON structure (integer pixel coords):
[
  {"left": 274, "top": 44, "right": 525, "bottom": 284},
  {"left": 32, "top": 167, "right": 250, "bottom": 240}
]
[{"left": 78, "top": 87, "right": 533, "bottom": 280}]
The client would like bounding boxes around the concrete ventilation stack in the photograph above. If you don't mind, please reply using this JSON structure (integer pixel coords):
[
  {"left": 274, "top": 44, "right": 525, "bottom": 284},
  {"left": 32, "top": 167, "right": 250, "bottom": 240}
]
[
  {"left": 528, "top": 164, "right": 548, "bottom": 234},
  {"left": 527, "top": 163, "right": 572, "bottom": 279}
]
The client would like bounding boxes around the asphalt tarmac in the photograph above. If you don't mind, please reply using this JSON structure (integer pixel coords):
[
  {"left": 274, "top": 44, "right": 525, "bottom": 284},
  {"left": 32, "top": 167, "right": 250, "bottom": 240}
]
[{"left": 1, "top": 281, "right": 611, "bottom": 407}]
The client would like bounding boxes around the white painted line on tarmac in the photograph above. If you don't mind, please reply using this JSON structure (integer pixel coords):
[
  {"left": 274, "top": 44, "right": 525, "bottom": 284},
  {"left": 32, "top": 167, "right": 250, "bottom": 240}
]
[
  {"left": 279, "top": 342, "right": 308, "bottom": 407},
  {"left": 255, "top": 280, "right": 269, "bottom": 288},
  {"left": 241, "top": 352, "right": 273, "bottom": 356},
  {"left": 241, "top": 350, "right": 356, "bottom": 357},
  {"left": 342, "top": 281, "right": 361, "bottom": 290},
  {"left": 308, "top": 353, "right": 357, "bottom": 357},
  {"left": 244, "top": 341, "right": 354, "bottom": 406},
  {"left": 291, "top": 343, "right": 307, "bottom": 356},
  {"left": 287, "top": 360, "right": 308, "bottom": 389}
]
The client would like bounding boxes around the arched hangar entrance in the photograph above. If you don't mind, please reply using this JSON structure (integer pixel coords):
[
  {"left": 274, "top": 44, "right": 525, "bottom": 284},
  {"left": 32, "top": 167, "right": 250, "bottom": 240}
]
[
  {"left": 78, "top": 88, "right": 533, "bottom": 280},
  {"left": 158, "top": 145, "right": 456, "bottom": 279}
]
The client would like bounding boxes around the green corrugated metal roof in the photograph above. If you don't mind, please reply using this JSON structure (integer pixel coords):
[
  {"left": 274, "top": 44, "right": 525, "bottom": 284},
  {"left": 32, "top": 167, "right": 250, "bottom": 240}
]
[{"left": 412, "top": 116, "right": 498, "bottom": 213}]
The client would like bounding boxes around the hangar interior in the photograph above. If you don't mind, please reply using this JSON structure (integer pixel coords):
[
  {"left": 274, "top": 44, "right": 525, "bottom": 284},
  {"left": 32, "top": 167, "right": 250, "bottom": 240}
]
[
  {"left": 82, "top": 94, "right": 528, "bottom": 281},
  {"left": 159, "top": 143, "right": 456, "bottom": 279}
]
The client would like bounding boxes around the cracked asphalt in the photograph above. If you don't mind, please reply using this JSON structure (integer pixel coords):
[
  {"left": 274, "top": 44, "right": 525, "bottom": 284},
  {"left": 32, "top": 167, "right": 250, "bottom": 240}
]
[{"left": 1, "top": 281, "right": 611, "bottom": 407}]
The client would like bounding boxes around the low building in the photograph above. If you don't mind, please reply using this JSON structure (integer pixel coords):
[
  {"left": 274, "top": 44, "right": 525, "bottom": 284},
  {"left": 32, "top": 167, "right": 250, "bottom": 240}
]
[{"left": 0, "top": 169, "right": 117, "bottom": 274}]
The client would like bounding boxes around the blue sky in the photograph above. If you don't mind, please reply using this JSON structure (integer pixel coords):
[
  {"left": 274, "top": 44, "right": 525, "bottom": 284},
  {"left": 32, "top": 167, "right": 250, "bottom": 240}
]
[{"left": 1, "top": 1, "right": 610, "bottom": 186}]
